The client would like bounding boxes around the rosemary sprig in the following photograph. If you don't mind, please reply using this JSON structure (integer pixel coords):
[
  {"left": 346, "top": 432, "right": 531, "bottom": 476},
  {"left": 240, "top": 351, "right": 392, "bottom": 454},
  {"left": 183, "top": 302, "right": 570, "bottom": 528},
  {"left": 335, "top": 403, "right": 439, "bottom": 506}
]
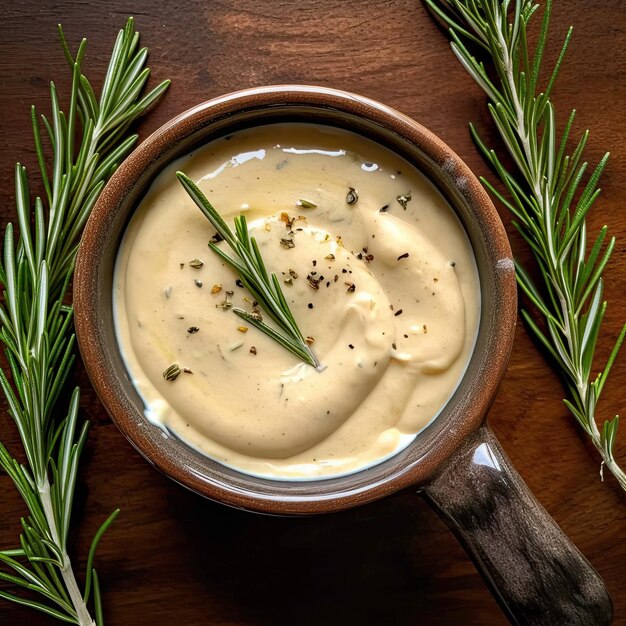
[
  {"left": 0, "top": 18, "right": 169, "bottom": 624},
  {"left": 426, "top": 0, "right": 626, "bottom": 489},
  {"left": 176, "top": 172, "right": 320, "bottom": 369}
]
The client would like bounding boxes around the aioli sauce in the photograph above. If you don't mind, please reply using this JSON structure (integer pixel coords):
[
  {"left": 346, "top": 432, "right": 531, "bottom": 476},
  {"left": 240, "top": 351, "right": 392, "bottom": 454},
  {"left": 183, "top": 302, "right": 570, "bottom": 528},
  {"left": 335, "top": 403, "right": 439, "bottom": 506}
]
[{"left": 114, "top": 123, "right": 480, "bottom": 479}]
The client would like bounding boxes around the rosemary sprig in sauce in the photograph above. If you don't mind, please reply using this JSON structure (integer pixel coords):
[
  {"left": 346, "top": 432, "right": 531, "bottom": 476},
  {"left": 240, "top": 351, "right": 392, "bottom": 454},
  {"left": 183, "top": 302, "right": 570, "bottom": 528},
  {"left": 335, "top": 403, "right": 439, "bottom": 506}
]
[{"left": 176, "top": 172, "right": 320, "bottom": 369}]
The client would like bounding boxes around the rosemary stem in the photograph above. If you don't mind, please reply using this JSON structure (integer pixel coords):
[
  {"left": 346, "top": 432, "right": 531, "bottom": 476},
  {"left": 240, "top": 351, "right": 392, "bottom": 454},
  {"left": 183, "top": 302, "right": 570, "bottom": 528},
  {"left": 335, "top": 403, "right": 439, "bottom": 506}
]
[
  {"left": 595, "top": 443, "right": 626, "bottom": 489},
  {"left": 496, "top": 10, "right": 536, "bottom": 193},
  {"left": 497, "top": 13, "right": 575, "bottom": 360},
  {"left": 494, "top": 6, "right": 622, "bottom": 481},
  {"left": 428, "top": 0, "right": 626, "bottom": 487},
  {"left": 0, "top": 18, "right": 170, "bottom": 621},
  {"left": 39, "top": 478, "right": 95, "bottom": 626}
]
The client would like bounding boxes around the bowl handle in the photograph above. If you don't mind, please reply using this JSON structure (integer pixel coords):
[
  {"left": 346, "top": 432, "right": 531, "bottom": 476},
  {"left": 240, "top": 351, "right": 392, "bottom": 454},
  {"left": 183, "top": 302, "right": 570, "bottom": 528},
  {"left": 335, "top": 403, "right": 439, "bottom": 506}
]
[{"left": 421, "top": 424, "right": 612, "bottom": 625}]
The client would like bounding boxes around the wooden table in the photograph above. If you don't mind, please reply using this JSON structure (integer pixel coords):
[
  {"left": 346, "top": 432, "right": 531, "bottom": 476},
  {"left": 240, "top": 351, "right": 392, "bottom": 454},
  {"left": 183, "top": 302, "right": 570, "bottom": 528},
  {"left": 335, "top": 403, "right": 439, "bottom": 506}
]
[{"left": 1, "top": 1, "right": 625, "bottom": 624}]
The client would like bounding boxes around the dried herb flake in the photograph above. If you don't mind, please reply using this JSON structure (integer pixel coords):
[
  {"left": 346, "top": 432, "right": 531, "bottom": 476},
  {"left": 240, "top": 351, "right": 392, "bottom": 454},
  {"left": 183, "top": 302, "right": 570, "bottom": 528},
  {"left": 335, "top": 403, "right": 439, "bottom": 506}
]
[
  {"left": 163, "top": 364, "right": 182, "bottom": 381},
  {"left": 396, "top": 192, "right": 412, "bottom": 209}
]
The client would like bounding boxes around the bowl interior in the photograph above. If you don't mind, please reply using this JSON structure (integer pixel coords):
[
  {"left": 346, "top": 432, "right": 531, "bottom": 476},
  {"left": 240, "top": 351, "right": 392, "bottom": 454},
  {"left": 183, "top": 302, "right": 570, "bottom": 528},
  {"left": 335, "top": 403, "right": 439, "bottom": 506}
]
[{"left": 74, "top": 86, "right": 516, "bottom": 514}]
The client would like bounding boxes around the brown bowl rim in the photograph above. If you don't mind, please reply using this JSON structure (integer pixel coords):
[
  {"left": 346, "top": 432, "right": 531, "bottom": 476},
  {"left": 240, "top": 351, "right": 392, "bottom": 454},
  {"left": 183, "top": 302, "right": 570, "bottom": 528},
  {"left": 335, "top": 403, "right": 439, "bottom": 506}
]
[{"left": 74, "top": 85, "right": 517, "bottom": 514}]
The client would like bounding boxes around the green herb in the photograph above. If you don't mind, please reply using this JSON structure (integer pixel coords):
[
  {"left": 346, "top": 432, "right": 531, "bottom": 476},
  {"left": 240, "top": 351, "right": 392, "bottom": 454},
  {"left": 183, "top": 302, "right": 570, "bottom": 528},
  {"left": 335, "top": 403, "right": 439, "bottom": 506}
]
[
  {"left": 296, "top": 198, "right": 317, "bottom": 209},
  {"left": 176, "top": 172, "right": 320, "bottom": 369},
  {"left": 427, "top": 0, "right": 626, "bottom": 489},
  {"left": 163, "top": 363, "right": 182, "bottom": 381},
  {"left": 0, "top": 18, "right": 169, "bottom": 624}
]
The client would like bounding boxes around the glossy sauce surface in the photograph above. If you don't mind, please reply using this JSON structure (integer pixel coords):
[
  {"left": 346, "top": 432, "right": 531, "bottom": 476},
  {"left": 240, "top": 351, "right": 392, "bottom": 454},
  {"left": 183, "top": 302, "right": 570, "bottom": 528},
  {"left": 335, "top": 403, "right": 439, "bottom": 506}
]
[{"left": 114, "top": 123, "right": 480, "bottom": 479}]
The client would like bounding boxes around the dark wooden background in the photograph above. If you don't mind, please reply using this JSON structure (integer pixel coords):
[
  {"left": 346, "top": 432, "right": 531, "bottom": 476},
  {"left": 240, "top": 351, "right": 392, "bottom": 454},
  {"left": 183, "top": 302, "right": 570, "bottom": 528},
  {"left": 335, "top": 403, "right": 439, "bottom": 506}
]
[{"left": 1, "top": 1, "right": 625, "bottom": 624}]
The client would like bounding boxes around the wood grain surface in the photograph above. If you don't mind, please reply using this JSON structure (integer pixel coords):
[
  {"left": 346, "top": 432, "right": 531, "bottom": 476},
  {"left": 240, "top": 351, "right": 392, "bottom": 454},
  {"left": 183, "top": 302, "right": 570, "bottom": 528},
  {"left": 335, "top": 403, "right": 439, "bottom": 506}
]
[{"left": 1, "top": 1, "right": 625, "bottom": 624}]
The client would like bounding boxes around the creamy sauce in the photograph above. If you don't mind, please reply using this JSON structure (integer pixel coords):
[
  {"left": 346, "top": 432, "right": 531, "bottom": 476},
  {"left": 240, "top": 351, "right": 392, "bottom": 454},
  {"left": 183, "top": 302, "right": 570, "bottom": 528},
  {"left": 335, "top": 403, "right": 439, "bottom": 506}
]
[{"left": 114, "top": 123, "right": 480, "bottom": 479}]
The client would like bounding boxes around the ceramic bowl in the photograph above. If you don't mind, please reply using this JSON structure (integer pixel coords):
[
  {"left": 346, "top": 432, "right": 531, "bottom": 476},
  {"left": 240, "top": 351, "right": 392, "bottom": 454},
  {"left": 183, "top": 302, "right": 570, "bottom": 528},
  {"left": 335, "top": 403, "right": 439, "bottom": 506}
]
[{"left": 74, "top": 85, "right": 611, "bottom": 625}]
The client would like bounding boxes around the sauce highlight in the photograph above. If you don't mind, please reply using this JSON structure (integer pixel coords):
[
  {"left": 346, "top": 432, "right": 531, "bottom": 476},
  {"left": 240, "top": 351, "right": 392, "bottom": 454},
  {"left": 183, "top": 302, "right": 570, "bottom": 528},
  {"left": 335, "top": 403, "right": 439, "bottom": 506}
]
[{"left": 113, "top": 123, "right": 480, "bottom": 479}]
